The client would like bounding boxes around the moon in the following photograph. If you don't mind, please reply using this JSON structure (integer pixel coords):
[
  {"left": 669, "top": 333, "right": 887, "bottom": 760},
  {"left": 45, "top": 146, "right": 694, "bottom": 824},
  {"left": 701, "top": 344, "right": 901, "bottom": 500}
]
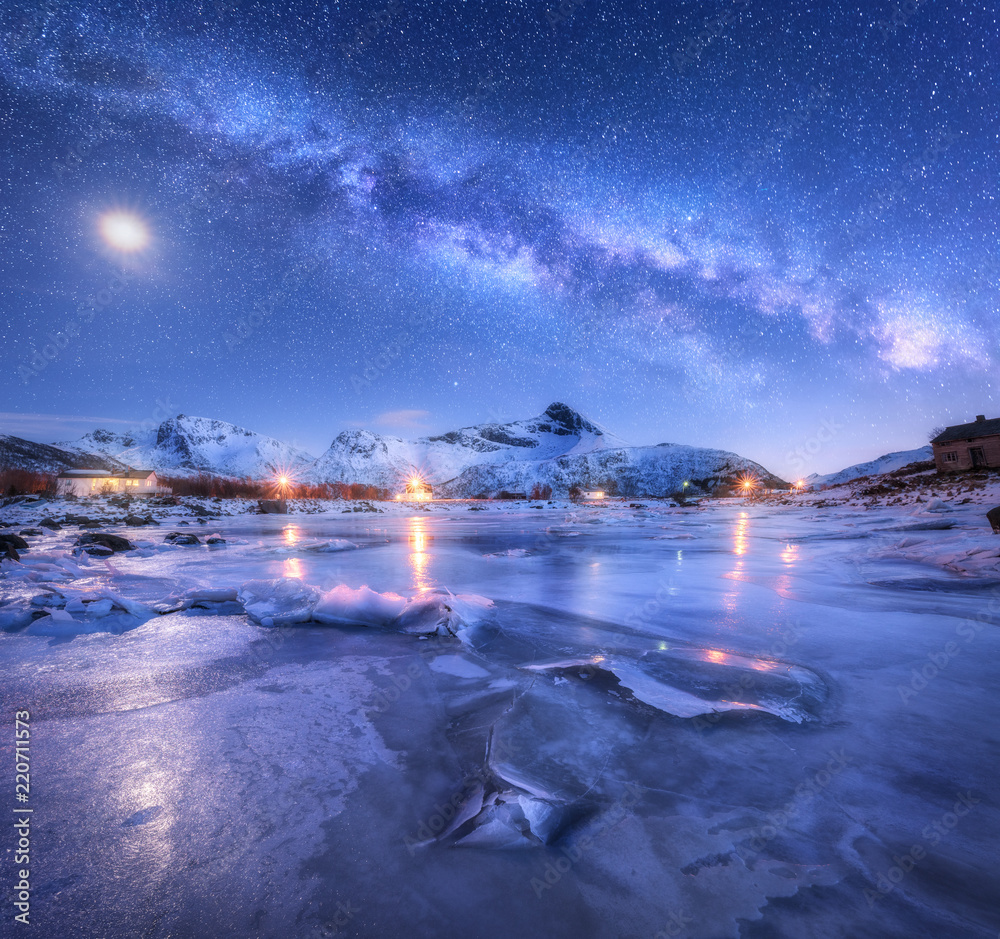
[{"left": 99, "top": 211, "right": 150, "bottom": 252}]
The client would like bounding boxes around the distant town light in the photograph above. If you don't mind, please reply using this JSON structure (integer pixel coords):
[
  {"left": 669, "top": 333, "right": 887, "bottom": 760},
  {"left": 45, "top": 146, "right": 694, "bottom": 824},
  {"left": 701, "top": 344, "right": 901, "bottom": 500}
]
[{"left": 404, "top": 474, "right": 432, "bottom": 501}]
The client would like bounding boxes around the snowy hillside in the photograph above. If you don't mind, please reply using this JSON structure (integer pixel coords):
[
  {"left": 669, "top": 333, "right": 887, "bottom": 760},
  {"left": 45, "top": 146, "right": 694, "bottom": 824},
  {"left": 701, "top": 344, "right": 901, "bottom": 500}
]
[
  {"left": 807, "top": 446, "right": 933, "bottom": 488},
  {"left": 308, "top": 402, "right": 630, "bottom": 487},
  {"left": 58, "top": 415, "right": 316, "bottom": 478},
  {"left": 0, "top": 435, "right": 125, "bottom": 475},
  {"left": 435, "top": 442, "right": 784, "bottom": 498}
]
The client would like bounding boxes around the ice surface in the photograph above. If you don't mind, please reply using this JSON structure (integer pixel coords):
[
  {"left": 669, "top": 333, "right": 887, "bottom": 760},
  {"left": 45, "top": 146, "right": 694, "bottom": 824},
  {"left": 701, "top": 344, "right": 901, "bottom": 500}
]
[
  {"left": 427, "top": 655, "right": 491, "bottom": 678},
  {"left": 1, "top": 498, "right": 998, "bottom": 938}
]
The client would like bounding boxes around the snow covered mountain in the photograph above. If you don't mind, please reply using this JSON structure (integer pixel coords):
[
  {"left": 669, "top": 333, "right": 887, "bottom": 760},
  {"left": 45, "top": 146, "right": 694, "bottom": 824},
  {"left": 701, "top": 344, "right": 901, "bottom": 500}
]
[
  {"left": 57, "top": 415, "right": 315, "bottom": 478},
  {"left": 309, "top": 402, "right": 784, "bottom": 497},
  {"left": 9, "top": 403, "right": 786, "bottom": 496},
  {"left": 0, "top": 435, "right": 125, "bottom": 475},
  {"left": 435, "top": 442, "right": 783, "bottom": 498},
  {"left": 806, "top": 446, "right": 933, "bottom": 488},
  {"left": 307, "top": 402, "right": 630, "bottom": 488}
]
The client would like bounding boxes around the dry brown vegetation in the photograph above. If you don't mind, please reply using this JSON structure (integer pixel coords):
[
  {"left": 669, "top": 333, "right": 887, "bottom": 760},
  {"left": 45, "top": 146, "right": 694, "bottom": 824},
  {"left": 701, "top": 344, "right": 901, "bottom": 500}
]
[
  {"left": 0, "top": 469, "right": 57, "bottom": 497},
  {"left": 158, "top": 475, "right": 390, "bottom": 500}
]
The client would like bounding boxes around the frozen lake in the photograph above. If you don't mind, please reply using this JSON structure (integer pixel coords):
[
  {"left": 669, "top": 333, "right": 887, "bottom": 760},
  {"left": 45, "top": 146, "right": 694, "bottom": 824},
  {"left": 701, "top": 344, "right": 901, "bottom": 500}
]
[{"left": 1, "top": 501, "right": 998, "bottom": 938}]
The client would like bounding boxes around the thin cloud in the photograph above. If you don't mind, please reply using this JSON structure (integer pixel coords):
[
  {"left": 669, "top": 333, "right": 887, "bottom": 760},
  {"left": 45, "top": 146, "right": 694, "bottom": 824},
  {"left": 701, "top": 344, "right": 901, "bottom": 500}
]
[
  {"left": 0, "top": 412, "right": 140, "bottom": 442},
  {"left": 373, "top": 409, "right": 433, "bottom": 431}
]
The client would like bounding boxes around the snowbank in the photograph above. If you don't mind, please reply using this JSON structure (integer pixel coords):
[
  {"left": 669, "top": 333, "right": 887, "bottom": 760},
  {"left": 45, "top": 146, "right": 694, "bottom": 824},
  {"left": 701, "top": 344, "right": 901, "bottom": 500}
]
[{"left": 236, "top": 578, "right": 494, "bottom": 638}]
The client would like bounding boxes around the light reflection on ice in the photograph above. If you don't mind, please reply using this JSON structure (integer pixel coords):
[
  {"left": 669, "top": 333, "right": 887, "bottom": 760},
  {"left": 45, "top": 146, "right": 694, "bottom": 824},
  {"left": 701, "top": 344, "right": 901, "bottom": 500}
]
[
  {"left": 408, "top": 515, "right": 432, "bottom": 593},
  {"left": 732, "top": 511, "right": 749, "bottom": 555}
]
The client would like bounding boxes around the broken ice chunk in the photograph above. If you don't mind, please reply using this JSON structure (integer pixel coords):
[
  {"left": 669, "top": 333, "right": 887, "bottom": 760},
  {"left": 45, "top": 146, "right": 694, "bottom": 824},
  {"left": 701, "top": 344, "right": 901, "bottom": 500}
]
[
  {"left": 395, "top": 588, "right": 494, "bottom": 638},
  {"left": 311, "top": 584, "right": 407, "bottom": 626},
  {"left": 153, "top": 586, "right": 241, "bottom": 614},
  {"left": 238, "top": 578, "right": 320, "bottom": 626}
]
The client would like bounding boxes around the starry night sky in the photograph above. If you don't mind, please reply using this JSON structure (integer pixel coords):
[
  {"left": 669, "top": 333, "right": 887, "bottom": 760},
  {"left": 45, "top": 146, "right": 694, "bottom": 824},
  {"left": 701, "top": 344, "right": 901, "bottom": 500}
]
[{"left": 0, "top": 0, "right": 996, "bottom": 475}]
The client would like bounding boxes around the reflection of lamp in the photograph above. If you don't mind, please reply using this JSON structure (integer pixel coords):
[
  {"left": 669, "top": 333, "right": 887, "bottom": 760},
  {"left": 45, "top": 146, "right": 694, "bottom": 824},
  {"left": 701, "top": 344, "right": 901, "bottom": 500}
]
[
  {"left": 733, "top": 512, "right": 749, "bottom": 555},
  {"left": 408, "top": 516, "right": 431, "bottom": 591}
]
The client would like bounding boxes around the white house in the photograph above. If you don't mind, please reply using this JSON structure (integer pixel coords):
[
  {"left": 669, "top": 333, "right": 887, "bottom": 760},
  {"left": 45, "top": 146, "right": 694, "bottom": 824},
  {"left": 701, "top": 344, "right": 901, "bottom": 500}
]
[
  {"left": 55, "top": 468, "right": 170, "bottom": 498},
  {"left": 583, "top": 490, "right": 606, "bottom": 500}
]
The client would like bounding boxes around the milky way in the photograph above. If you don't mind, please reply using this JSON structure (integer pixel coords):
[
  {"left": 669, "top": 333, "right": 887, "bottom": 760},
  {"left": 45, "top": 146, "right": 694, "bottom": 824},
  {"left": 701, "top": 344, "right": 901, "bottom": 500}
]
[{"left": 0, "top": 0, "right": 996, "bottom": 474}]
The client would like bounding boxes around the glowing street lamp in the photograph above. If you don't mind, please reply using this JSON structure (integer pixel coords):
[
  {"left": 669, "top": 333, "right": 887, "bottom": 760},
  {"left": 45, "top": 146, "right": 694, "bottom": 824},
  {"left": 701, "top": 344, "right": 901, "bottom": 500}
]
[
  {"left": 404, "top": 474, "right": 431, "bottom": 501},
  {"left": 273, "top": 472, "right": 293, "bottom": 498}
]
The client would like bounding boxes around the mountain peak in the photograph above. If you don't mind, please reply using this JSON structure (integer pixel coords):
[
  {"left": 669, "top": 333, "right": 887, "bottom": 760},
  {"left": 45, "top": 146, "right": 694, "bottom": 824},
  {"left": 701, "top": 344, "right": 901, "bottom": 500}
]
[{"left": 542, "top": 402, "right": 601, "bottom": 436}]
